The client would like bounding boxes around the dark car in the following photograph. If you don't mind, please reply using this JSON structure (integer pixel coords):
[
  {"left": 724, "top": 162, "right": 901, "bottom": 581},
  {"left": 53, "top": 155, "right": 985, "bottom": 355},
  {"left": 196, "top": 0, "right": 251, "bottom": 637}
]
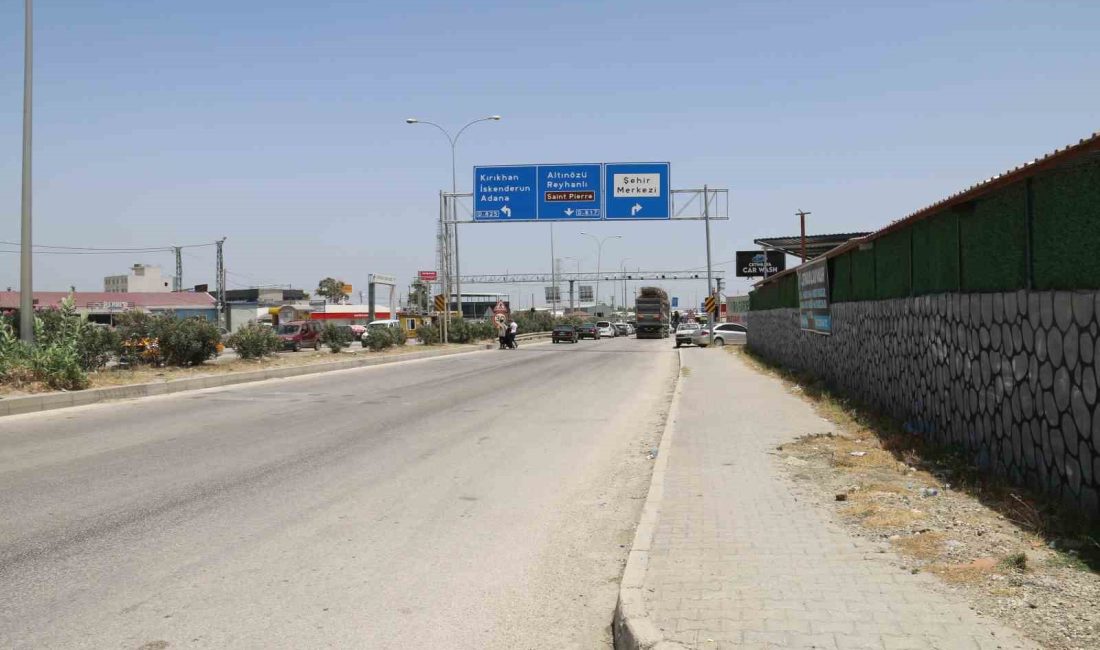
[
  {"left": 552, "top": 325, "right": 579, "bottom": 344},
  {"left": 577, "top": 323, "right": 600, "bottom": 340}
]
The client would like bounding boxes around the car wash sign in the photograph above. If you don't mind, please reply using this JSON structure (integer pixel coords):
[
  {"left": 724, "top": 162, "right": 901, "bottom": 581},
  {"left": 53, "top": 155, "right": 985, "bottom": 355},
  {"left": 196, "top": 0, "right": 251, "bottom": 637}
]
[
  {"left": 735, "top": 250, "right": 785, "bottom": 277},
  {"left": 797, "top": 258, "right": 831, "bottom": 335}
]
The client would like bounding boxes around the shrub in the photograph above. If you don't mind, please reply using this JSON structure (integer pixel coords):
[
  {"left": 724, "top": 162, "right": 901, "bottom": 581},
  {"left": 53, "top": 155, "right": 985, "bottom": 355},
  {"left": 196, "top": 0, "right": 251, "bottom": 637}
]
[
  {"left": 364, "top": 328, "right": 394, "bottom": 351},
  {"left": 390, "top": 326, "right": 407, "bottom": 346},
  {"left": 321, "top": 323, "right": 351, "bottom": 353},
  {"left": 417, "top": 324, "right": 440, "bottom": 345},
  {"left": 227, "top": 323, "right": 282, "bottom": 359},
  {"left": 152, "top": 316, "right": 221, "bottom": 366},
  {"left": 79, "top": 325, "right": 120, "bottom": 370}
]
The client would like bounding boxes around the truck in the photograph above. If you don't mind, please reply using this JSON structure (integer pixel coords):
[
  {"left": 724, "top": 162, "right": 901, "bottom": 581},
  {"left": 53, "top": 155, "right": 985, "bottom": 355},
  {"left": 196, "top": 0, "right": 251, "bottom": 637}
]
[{"left": 635, "top": 287, "right": 670, "bottom": 339}]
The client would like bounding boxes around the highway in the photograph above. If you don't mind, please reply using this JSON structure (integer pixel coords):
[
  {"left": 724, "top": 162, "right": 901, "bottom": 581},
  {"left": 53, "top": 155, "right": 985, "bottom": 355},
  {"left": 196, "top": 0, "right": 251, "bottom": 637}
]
[{"left": 0, "top": 336, "right": 676, "bottom": 649}]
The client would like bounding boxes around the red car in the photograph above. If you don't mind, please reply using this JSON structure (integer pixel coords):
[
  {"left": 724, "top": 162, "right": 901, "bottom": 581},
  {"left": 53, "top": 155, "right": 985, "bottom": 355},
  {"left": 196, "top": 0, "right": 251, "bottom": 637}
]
[{"left": 277, "top": 320, "right": 322, "bottom": 352}]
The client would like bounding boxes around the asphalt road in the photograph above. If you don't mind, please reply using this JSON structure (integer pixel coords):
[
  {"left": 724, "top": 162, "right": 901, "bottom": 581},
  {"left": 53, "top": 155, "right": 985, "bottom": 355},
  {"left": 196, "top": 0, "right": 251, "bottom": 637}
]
[{"left": 0, "top": 336, "right": 677, "bottom": 649}]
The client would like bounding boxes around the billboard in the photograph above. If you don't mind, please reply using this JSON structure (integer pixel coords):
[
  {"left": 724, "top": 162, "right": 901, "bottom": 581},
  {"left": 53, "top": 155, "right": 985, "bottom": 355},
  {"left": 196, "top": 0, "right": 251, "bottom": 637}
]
[
  {"left": 418, "top": 270, "right": 438, "bottom": 282},
  {"left": 544, "top": 286, "right": 561, "bottom": 302},
  {"left": 578, "top": 285, "right": 594, "bottom": 302},
  {"left": 735, "top": 250, "right": 785, "bottom": 277},
  {"left": 798, "top": 258, "right": 831, "bottom": 335}
]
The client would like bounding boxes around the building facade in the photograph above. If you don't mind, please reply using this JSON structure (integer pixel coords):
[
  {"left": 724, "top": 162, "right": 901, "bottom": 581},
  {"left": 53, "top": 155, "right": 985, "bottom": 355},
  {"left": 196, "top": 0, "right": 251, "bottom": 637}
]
[{"left": 104, "top": 264, "right": 175, "bottom": 293}]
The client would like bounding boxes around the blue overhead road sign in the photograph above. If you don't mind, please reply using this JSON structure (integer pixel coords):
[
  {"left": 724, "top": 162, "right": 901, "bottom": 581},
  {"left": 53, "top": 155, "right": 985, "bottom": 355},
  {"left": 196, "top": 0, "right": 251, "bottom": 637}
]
[
  {"left": 537, "top": 164, "right": 602, "bottom": 220},
  {"left": 604, "top": 162, "right": 670, "bottom": 220},
  {"left": 473, "top": 162, "right": 671, "bottom": 222},
  {"left": 474, "top": 165, "right": 538, "bottom": 220}
]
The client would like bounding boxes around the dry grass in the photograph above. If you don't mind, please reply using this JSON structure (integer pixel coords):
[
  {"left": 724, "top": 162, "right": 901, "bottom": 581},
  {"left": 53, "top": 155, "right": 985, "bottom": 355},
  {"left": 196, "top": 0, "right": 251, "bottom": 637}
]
[
  {"left": 737, "top": 346, "right": 1100, "bottom": 570},
  {"left": 893, "top": 531, "right": 946, "bottom": 560}
]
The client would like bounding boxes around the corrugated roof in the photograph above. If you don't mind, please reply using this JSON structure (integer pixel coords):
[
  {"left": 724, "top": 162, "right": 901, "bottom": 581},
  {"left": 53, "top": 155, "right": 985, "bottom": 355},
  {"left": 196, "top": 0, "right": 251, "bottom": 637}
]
[
  {"left": 755, "top": 131, "right": 1100, "bottom": 287},
  {"left": 755, "top": 232, "right": 872, "bottom": 260},
  {"left": 0, "top": 291, "right": 216, "bottom": 310}
]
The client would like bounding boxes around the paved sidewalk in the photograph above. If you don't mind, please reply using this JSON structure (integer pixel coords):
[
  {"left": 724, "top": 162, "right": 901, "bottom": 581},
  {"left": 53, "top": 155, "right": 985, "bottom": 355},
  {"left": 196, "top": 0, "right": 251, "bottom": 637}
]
[{"left": 638, "top": 349, "right": 1037, "bottom": 650}]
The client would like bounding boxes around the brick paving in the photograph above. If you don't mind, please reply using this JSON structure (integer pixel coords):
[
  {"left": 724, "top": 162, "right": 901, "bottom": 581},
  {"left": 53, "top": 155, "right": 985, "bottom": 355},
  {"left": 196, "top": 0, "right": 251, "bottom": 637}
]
[{"left": 641, "top": 349, "right": 1038, "bottom": 650}]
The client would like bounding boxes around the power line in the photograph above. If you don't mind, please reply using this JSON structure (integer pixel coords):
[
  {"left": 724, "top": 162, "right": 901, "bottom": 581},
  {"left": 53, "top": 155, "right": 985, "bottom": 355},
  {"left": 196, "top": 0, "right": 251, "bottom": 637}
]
[{"left": 0, "top": 240, "right": 216, "bottom": 251}]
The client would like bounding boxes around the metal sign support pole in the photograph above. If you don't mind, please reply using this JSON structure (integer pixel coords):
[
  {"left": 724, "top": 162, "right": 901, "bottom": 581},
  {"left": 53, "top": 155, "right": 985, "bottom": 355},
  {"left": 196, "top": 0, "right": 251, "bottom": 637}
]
[
  {"left": 703, "top": 184, "right": 715, "bottom": 321},
  {"left": 438, "top": 191, "right": 449, "bottom": 343}
]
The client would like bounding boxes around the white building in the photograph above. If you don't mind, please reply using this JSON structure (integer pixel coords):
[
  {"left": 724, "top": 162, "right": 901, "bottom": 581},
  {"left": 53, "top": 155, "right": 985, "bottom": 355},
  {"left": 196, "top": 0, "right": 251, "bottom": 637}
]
[{"left": 104, "top": 264, "right": 175, "bottom": 293}]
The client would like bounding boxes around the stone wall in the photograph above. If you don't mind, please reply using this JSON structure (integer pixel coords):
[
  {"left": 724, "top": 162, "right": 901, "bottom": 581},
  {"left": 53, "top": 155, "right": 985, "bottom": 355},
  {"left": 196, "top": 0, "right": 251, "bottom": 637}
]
[{"left": 746, "top": 291, "right": 1100, "bottom": 517}]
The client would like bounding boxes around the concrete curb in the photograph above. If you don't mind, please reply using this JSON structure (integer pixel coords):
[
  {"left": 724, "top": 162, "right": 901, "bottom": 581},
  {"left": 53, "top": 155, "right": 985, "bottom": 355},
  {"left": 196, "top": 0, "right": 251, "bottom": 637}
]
[
  {"left": 612, "top": 348, "right": 688, "bottom": 650},
  {"left": 0, "top": 341, "right": 532, "bottom": 419}
]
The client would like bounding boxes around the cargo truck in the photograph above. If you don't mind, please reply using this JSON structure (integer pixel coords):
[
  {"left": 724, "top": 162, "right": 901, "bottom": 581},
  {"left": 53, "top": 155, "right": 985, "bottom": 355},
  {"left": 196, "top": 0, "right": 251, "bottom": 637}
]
[{"left": 635, "top": 287, "right": 670, "bottom": 338}]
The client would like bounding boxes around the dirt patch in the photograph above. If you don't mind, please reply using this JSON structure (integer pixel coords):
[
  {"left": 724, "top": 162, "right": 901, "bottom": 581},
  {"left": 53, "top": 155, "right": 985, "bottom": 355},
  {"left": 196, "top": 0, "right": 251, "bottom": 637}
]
[{"left": 743, "top": 348, "right": 1100, "bottom": 650}]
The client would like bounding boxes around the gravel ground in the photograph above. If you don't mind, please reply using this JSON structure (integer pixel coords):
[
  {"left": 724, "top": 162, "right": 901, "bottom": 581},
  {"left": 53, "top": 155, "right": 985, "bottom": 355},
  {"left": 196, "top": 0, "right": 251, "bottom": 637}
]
[{"left": 737, "top": 349, "right": 1100, "bottom": 650}]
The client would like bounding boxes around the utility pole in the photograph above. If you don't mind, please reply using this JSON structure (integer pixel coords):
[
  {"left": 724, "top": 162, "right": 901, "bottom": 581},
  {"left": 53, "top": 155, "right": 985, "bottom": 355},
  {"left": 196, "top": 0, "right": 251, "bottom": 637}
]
[
  {"left": 19, "top": 0, "right": 33, "bottom": 343},
  {"left": 215, "top": 238, "right": 226, "bottom": 329},
  {"left": 173, "top": 246, "right": 182, "bottom": 291},
  {"left": 797, "top": 209, "right": 811, "bottom": 262}
]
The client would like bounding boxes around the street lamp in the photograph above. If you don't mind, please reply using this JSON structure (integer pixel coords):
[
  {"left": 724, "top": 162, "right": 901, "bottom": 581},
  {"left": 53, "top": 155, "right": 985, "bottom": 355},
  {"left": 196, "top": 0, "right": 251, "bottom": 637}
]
[
  {"left": 579, "top": 232, "right": 621, "bottom": 317},
  {"left": 406, "top": 115, "right": 501, "bottom": 338}
]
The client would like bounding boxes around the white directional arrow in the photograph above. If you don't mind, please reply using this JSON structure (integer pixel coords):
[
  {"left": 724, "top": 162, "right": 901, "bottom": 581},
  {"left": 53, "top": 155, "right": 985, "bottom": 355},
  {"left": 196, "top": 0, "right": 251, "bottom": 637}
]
[
  {"left": 631, "top": 203, "right": 643, "bottom": 216},
  {"left": 501, "top": 205, "right": 512, "bottom": 217},
  {"left": 564, "top": 208, "right": 574, "bottom": 216}
]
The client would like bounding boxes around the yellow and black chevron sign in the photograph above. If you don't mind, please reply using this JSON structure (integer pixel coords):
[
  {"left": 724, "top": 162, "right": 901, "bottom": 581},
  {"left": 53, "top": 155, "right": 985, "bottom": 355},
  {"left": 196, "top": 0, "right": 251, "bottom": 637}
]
[
  {"left": 434, "top": 294, "right": 446, "bottom": 312},
  {"left": 704, "top": 295, "right": 718, "bottom": 314}
]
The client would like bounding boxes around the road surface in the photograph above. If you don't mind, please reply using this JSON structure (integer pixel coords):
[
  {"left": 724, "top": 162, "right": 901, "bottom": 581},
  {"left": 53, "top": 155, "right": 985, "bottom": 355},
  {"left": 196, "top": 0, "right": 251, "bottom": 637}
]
[{"left": 0, "top": 336, "right": 676, "bottom": 649}]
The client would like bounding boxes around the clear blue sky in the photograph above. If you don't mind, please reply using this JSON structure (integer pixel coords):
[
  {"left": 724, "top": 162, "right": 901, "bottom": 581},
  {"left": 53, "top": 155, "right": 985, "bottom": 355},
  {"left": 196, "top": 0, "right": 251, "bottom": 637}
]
[{"left": 1, "top": 0, "right": 1097, "bottom": 306}]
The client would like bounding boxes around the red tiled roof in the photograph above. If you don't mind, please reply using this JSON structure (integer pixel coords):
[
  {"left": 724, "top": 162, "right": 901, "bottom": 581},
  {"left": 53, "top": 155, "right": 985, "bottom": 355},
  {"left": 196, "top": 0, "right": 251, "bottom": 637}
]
[{"left": 0, "top": 292, "right": 216, "bottom": 310}]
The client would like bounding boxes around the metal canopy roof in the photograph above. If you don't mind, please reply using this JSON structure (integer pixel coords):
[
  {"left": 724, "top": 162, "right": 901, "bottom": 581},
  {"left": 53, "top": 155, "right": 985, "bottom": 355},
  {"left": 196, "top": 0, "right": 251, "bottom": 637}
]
[{"left": 754, "top": 232, "right": 871, "bottom": 260}]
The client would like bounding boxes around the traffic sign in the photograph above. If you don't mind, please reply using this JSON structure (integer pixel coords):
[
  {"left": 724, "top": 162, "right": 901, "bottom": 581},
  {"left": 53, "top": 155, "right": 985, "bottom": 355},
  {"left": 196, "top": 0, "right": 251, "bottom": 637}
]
[
  {"left": 604, "top": 162, "right": 670, "bottom": 220},
  {"left": 472, "top": 162, "right": 671, "bottom": 222},
  {"left": 419, "top": 270, "right": 438, "bottom": 282},
  {"left": 473, "top": 165, "right": 538, "bottom": 220},
  {"left": 537, "top": 164, "right": 602, "bottom": 220},
  {"left": 671, "top": 296, "right": 679, "bottom": 308},
  {"left": 704, "top": 294, "right": 718, "bottom": 315},
  {"left": 434, "top": 294, "right": 446, "bottom": 312}
]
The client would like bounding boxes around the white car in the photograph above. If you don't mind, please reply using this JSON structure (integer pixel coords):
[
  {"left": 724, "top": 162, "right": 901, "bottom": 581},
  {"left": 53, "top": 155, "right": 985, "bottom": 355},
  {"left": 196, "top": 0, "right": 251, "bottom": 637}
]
[
  {"left": 596, "top": 321, "right": 617, "bottom": 338},
  {"left": 695, "top": 322, "right": 748, "bottom": 347}
]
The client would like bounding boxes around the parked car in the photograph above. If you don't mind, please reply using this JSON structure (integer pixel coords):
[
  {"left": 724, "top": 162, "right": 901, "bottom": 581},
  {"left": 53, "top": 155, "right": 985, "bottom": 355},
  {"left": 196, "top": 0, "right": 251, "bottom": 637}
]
[
  {"left": 552, "top": 324, "right": 579, "bottom": 344},
  {"left": 277, "top": 320, "right": 323, "bottom": 351},
  {"left": 674, "top": 322, "right": 701, "bottom": 348},
  {"left": 626, "top": 322, "right": 636, "bottom": 336},
  {"left": 596, "top": 321, "right": 617, "bottom": 338},
  {"left": 613, "top": 322, "right": 629, "bottom": 337},
  {"left": 694, "top": 322, "right": 748, "bottom": 347},
  {"left": 578, "top": 323, "right": 601, "bottom": 340},
  {"left": 361, "top": 319, "right": 401, "bottom": 345}
]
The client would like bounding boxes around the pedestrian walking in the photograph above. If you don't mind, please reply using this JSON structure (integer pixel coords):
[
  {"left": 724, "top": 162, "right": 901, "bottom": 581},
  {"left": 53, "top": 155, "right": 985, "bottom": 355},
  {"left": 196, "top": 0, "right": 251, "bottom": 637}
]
[
  {"left": 507, "top": 319, "right": 519, "bottom": 349},
  {"left": 497, "top": 318, "right": 508, "bottom": 350}
]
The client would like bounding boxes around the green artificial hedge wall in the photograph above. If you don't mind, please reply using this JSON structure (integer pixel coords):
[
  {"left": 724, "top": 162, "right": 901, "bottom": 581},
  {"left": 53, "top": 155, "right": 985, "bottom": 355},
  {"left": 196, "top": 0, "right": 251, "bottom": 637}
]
[
  {"left": 911, "top": 209, "right": 960, "bottom": 295},
  {"left": 874, "top": 229, "right": 912, "bottom": 299},
  {"left": 960, "top": 184, "right": 1027, "bottom": 292},
  {"left": 851, "top": 247, "right": 876, "bottom": 301},
  {"left": 1032, "top": 157, "right": 1100, "bottom": 289},
  {"left": 749, "top": 150, "right": 1099, "bottom": 310},
  {"left": 830, "top": 253, "right": 853, "bottom": 303}
]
